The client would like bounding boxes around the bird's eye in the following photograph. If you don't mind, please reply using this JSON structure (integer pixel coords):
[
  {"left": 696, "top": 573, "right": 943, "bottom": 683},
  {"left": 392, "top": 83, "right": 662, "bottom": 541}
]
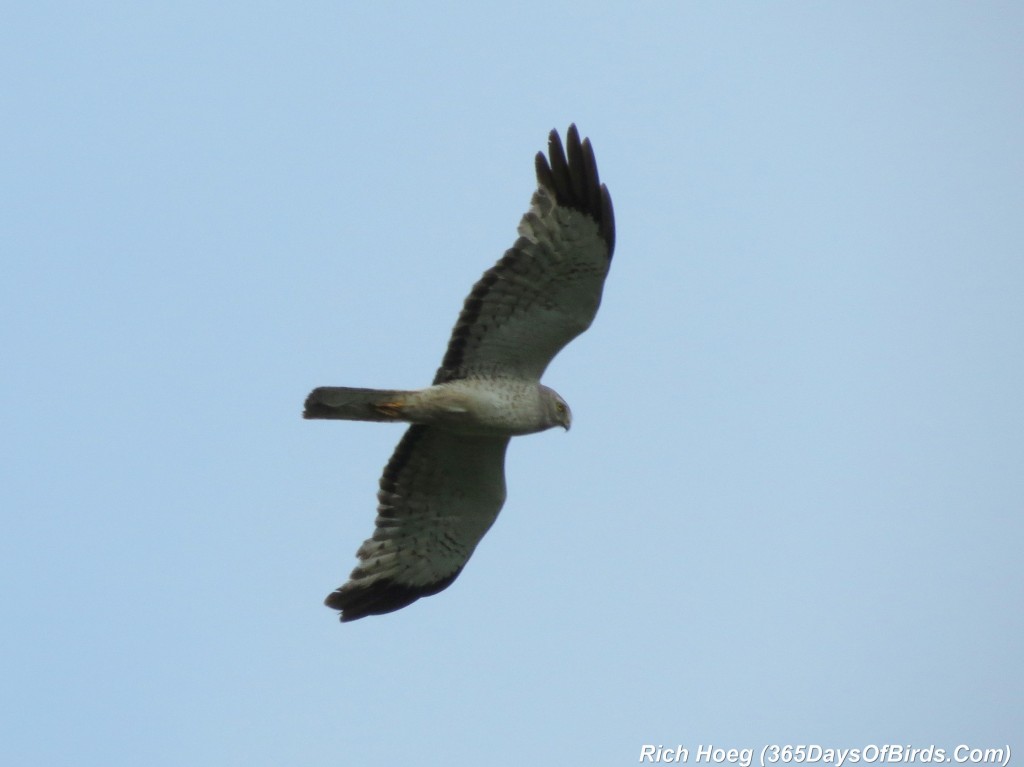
[{"left": 556, "top": 402, "right": 566, "bottom": 413}]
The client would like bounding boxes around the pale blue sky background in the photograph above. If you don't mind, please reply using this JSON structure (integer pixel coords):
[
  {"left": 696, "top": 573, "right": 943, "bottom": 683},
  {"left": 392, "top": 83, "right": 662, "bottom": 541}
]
[{"left": 3, "top": 3, "right": 1022, "bottom": 765}]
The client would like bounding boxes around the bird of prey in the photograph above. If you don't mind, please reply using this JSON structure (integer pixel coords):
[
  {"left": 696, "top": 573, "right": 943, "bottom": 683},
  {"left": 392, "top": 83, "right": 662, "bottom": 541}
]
[{"left": 304, "top": 125, "right": 615, "bottom": 622}]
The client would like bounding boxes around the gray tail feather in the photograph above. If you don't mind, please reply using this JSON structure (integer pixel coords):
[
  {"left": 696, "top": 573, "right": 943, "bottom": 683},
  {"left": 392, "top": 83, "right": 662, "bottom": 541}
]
[{"left": 303, "top": 386, "right": 411, "bottom": 421}]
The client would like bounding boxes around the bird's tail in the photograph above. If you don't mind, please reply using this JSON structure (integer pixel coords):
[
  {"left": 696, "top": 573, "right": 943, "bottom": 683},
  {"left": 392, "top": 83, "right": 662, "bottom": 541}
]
[{"left": 303, "top": 387, "right": 414, "bottom": 422}]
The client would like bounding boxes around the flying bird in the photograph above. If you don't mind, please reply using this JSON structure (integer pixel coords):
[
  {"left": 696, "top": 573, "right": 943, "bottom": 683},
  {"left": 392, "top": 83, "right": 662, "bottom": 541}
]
[{"left": 305, "top": 125, "right": 615, "bottom": 621}]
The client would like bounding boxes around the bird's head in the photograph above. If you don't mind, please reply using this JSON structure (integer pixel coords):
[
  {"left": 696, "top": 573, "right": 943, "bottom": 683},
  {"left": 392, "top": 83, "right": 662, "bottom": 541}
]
[{"left": 542, "top": 387, "right": 572, "bottom": 431}]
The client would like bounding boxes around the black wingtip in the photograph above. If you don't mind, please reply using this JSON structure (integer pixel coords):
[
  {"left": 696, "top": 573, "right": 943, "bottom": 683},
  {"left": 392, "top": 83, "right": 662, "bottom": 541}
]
[
  {"left": 325, "top": 581, "right": 422, "bottom": 622},
  {"left": 325, "top": 569, "right": 463, "bottom": 622},
  {"left": 536, "top": 124, "right": 615, "bottom": 256}
]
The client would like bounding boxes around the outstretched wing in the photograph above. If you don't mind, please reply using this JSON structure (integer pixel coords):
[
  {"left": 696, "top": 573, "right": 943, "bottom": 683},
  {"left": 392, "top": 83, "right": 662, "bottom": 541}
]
[
  {"left": 434, "top": 124, "right": 615, "bottom": 384},
  {"left": 325, "top": 426, "right": 510, "bottom": 622}
]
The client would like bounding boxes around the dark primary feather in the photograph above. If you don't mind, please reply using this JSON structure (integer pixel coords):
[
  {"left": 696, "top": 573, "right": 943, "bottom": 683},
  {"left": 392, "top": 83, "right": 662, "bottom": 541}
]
[
  {"left": 533, "top": 124, "right": 615, "bottom": 255},
  {"left": 326, "top": 568, "right": 462, "bottom": 622}
]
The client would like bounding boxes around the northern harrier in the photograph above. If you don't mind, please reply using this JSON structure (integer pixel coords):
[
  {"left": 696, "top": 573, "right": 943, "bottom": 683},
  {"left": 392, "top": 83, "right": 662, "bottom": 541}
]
[{"left": 305, "top": 125, "right": 615, "bottom": 621}]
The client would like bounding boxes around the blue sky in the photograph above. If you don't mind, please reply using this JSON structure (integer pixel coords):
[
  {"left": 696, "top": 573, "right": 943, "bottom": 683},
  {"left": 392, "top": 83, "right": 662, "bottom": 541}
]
[{"left": 3, "top": 3, "right": 1022, "bottom": 765}]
